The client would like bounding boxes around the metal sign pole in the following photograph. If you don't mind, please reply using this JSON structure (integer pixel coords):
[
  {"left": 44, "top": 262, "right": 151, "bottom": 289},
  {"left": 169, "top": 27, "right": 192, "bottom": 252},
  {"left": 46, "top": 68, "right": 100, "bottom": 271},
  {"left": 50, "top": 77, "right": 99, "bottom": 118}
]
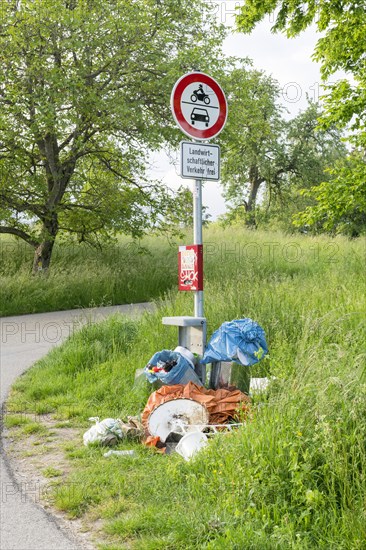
[
  {"left": 166, "top": 72, "right": 226, "bottom": 382},
  {"left": 171, "top": 71, "right": 227, "bottom": 324},
  {"left": 193, "top": 177, "right": 204, "bottom": 318}
]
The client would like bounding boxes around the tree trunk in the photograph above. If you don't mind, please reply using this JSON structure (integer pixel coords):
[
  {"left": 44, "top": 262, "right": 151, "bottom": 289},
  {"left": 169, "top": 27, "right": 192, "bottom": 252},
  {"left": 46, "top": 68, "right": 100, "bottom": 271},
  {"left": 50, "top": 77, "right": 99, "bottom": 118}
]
[
  {"left": 247, "top": 179, "right": 261, "bottom": 212},
  {"left": 32, "top": 215, "right": 58, "bottom": 274},
  {"left": 245, "top": 168, "right": 263, "bottom": 227},
  {"left": 32, "top": 240, "right": 56, "bottom": 273}
]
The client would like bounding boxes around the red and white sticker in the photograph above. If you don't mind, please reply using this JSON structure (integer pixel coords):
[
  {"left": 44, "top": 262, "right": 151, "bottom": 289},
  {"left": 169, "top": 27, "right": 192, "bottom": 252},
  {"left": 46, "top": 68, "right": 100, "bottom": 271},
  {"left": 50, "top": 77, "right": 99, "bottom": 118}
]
[
  {"left": 171, "top": 72, "right": 227, "bottom": 141},
  {"left": 178, "top": 245, "right": 203, "bottom": 291}
]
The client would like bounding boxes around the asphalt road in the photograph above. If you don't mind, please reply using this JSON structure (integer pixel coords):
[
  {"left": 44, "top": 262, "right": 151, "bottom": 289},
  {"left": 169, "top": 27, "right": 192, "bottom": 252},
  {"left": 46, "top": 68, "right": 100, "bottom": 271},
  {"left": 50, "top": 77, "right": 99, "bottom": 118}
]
[{"left": 0, "top": 304, "right": 152, "bottom": 550}]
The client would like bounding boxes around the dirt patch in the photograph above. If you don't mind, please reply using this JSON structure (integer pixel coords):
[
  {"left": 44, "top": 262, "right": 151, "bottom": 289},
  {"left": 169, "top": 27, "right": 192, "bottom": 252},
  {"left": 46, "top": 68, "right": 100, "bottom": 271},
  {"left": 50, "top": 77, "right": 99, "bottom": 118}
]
[{"left": 3, "top": 415, "right": 101, "bottom": 550}]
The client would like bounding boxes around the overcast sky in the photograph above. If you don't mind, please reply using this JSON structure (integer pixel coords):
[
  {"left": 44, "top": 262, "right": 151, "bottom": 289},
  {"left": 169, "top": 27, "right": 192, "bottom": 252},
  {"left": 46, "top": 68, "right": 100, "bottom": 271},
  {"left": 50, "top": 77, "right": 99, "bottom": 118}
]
[{"left": 150, "top": 3, "right": 324, "bottom": 220}]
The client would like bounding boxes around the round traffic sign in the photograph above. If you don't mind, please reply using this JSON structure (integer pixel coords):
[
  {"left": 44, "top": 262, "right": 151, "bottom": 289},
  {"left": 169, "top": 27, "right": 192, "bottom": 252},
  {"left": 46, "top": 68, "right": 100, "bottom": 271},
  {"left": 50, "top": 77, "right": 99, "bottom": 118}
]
[{"left": 171, "top": 72, "right": 228, "bottom": 141}]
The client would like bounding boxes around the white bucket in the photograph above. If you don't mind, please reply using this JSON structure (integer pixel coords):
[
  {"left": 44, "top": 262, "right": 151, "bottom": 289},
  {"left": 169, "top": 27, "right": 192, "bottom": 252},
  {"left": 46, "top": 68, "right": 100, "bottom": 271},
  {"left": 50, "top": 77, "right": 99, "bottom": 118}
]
[
  {"left": 175, "top": 431, "right": 208, "bottom": 461},
  {"left": 174, "top": 346, "right": 196, "bottom": 369}
]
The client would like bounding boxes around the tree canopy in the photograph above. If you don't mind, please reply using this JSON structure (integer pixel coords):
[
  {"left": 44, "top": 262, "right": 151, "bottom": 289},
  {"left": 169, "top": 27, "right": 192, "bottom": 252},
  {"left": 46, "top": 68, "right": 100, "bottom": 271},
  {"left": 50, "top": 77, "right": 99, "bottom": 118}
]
[
  {"left": 293, "top": 152, "right": 366, "bottom": 236},
  {"left": 0, "top": 0, "right": 225, "bottom": 271},
  {"left": 236, "top": 1, "right": 366, "bottom": 147},
  {"left": 235, "top": 1, "right": 366, "bottom": 235},
  {"left": 219, "top": 62, "right": 346, "bottom": 227}
]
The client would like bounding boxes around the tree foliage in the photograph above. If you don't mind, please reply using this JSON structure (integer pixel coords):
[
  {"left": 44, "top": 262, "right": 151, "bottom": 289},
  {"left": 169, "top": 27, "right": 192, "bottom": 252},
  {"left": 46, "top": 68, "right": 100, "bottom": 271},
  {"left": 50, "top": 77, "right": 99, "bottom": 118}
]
[
  {"left": 219, "top": 62, "right": 346, "bottom": 227},
  {"left": 293, "top": 152, "right": 366, "bottom": 236},
  {"left": 219, "top": 62, "right": 286, "bottom": 225},
  {"left": 236, "top": 1, "right": 366, "bottom": 147},
  {"left": 235, "top": 2, "right": 365, "bottom": 235},
  {"left": 0, "top": 0, "right": 225, "bottom": 271}
]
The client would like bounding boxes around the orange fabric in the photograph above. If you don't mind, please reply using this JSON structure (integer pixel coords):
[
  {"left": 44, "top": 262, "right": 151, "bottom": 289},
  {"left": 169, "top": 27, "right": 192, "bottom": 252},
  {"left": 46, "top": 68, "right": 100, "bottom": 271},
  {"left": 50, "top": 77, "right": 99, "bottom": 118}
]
[
  {"left": 144, "top": 435, "right": 166, "bottom": 453},
  {"left": 142, "top": 382, "right": 251, "bottom": 432}
]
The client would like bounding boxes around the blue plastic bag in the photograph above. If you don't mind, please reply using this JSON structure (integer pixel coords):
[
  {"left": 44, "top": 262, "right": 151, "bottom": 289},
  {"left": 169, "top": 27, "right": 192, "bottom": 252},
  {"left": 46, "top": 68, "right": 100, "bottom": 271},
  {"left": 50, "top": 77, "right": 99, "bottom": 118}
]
[
  {"left": 144, "top": 350, "right": 203, "bottom": 386},
  {"left": 200, "top": 319, "right": 268, "bottom": 367}
]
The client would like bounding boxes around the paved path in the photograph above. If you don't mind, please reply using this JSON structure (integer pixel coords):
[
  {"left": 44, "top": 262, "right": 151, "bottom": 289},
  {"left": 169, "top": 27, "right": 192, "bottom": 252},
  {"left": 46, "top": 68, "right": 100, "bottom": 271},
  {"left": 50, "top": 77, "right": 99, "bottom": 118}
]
[{"left": 0, "top": 304, "right": 152, "bottom": 550}]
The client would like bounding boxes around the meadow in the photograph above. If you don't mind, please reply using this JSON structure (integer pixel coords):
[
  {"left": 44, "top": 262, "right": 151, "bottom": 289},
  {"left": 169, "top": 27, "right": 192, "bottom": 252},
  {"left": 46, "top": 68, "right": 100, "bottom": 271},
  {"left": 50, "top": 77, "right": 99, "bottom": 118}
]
[
  {"left": 0, "top": 235, "right": 177, "bottom": 316},
  {"left": 5, "top": 227, "right": 366, "bottom": 549}
]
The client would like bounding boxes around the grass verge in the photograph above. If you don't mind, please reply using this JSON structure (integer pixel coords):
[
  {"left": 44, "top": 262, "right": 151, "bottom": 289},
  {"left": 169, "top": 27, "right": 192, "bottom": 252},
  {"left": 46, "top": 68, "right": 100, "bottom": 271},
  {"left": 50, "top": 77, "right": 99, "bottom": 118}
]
[
  {"left": 4, "top": 229, "right": 366, "bottom": 549},
  {"left": 0, "top": 235, "right": 177, "bottom": 316}
]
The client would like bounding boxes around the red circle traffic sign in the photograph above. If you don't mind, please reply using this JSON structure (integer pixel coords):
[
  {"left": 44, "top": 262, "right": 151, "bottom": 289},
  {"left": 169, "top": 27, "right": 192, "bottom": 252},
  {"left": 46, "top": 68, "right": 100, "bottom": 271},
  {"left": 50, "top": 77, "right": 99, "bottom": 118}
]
[{"left": 171, "top": 72, "right": 228, "bottom": 141}]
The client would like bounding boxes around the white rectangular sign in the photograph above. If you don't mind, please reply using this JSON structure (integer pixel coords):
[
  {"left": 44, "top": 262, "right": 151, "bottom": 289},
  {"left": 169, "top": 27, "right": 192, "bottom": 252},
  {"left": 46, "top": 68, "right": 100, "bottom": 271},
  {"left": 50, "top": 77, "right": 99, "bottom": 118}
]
[{"left": 180, "top": 141, "right": 220, "bottom": 181}]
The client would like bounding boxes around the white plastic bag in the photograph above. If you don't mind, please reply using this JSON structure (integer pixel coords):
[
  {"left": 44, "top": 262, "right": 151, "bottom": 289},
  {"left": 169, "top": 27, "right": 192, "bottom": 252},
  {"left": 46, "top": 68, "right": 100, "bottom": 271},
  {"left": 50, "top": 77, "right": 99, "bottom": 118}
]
[
  {"left": 103, "top": 450, "right": 135, "bottom": 457},
  {"left": 83, "top": 417, "right": 124, "bottom": 446}
]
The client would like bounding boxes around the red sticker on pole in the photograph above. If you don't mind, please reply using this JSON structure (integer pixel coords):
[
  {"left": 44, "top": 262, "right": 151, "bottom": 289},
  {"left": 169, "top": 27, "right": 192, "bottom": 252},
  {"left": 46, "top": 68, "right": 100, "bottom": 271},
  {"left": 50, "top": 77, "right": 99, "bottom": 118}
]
[
  {"left": 178, "top": 245, "right": 203, "bottom": 291},
  {"left": 171, "top": 72, "right": 227, "bottom": 141}
]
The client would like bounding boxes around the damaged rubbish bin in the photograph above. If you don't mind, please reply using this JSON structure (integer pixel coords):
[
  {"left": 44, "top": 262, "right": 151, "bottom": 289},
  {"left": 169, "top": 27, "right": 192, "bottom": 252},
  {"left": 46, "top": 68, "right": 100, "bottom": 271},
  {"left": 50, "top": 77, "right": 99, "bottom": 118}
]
[
  {"left": 201, "top": 318, "right": 268, "bottom": 393},
  {"left": 209, "top": 361, "right": 251, "bottom": 394},
  {"left": 144, "top": 349, "right": 203, "bottom": 386}
]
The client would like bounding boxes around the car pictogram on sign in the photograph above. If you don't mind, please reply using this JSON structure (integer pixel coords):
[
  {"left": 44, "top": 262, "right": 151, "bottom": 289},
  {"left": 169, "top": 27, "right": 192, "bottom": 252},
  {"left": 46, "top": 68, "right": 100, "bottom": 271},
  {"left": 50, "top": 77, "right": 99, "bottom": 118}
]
[{"left": 191, "top": 107, "right": 210, "bottom": 126}]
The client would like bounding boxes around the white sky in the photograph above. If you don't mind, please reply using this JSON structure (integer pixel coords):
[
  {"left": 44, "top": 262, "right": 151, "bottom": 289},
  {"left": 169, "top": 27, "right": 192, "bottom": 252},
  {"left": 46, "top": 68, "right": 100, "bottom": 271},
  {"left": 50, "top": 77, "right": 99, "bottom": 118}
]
[{"left": 150, "top": 3, "right": 325, "bottom": 220}]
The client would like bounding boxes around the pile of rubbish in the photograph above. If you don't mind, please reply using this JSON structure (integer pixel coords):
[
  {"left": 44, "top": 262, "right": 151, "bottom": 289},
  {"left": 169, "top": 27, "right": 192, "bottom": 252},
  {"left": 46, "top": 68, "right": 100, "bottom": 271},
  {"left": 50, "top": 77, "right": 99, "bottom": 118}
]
[
  {"left": 142, "top": 381, "right": 251, "bottom": 456},
  {"left": 83, "top": 318, "right": 269, "bottom": 461},
  {"left": 142, "top": 382, "right": 250, "bottom": 431}
]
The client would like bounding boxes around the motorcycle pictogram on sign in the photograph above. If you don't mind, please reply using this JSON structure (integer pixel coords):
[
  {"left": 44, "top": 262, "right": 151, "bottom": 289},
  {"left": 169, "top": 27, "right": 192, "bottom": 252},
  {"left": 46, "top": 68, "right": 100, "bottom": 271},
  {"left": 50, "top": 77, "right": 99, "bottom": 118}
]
[{"left": 190, "top": 84, "right": 211, "bottom": 105}]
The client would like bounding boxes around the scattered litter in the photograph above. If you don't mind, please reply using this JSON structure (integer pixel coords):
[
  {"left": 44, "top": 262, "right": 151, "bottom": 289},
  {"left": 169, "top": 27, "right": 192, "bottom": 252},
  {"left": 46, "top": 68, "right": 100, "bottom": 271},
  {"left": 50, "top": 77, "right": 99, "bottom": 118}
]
[
  {"left": 103, "top": 450, "right": 136, "bottom": 457},
  {"left": 144, "top": 435, "right": 166, "bottom": 452},
  {"left": 83, "top": 417, "right": 144, "bottom": 447},
  {"left": 119, "top": 416, "right": 144, "bottom": 440},
  {"left": 83, "top": 320, "right": 271, "bottom": 458},
  {"left": 175, "top": 432, "right": 208, "bottom": 461},
  {"left": 83, "top": 417, "right": 124, "bottom": 447},
  {"left": 144, "top": 349, "right": 203, "bottom": 386},
  {"left": 201, "top": 318, "right": 268, "bottom": 367},
  {"left": 141, "top": 381, "right": 251, "bottom": 451}
]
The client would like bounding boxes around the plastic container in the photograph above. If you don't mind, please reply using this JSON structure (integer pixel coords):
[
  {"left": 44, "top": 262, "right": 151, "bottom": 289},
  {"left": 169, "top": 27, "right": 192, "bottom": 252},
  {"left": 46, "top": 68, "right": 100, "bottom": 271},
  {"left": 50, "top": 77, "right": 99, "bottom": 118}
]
[
  {"left": 174, "top": 346, "right": 196, "bottom": 368},
  {"left": 175, "top": 432, "right": 208, "bottom": 461}
]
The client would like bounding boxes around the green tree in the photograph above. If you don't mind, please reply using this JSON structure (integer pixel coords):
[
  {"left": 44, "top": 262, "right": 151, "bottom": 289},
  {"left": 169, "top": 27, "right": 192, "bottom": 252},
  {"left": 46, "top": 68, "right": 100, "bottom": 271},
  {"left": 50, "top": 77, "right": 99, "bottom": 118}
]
[
  {"left": 262, "top": 101, "right": 347, "bottom": 230},
  {"left": 236, "top": 0, "right": 366, "bottom": 148},
  {"left": 236, "top": 1, "right": 365, "bottom": 236},
  {"left": 0, "top": 0, "right": 224, "bottom": 272},
  {"left": 293, "top": 152, "right": 366, "bottom": 236},
  {"left": 219, "top": 63, "right": 346, "bottom": 227},
  {"left": 219, "top": 63, "right": 287, "bottom": 226},
  {"left": 173, "top": 186, "right": 211, "bottom": 228}
]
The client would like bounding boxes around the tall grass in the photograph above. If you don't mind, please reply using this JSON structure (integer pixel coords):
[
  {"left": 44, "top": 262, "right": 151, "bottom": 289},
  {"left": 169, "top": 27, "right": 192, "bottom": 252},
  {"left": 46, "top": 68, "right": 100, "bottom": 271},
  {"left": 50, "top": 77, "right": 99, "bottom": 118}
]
[
  {"left": 0, "top": 236, "right": 177, "bottom": 316},
  {"left": 6, "top": 228, "right": 366, "bottom": 548}
]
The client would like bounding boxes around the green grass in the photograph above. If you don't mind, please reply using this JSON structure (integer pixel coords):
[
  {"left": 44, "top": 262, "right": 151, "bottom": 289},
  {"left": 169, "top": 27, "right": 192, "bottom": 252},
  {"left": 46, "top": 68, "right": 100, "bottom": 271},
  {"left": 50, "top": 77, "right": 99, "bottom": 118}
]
[
  {"left": 42, "top": 466, "right": 63, "bottom": 478},
  {"left": 0, "top": 235, "right": 177, "bottom": 316},
  {"left": 20, "top": 422, "right": 49, "bottom": 436},
  {"left": 5, "top": 228, "right": 366, "bottom": 549},
  {"left": 4, "top": 415, "right": 32, "bottom": 428}
]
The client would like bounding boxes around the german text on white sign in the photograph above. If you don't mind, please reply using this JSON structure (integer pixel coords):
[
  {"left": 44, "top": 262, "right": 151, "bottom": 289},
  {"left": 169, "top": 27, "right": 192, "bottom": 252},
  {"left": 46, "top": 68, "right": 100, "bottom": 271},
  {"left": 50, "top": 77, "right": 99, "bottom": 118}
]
[{"left": 180, "top": 141, "right": 220, "bottom": 181}]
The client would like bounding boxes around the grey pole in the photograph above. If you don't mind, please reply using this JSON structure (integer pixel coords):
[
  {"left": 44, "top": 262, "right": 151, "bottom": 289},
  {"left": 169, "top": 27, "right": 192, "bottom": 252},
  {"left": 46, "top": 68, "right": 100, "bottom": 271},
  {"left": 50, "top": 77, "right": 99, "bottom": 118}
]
[{"left": 193, "top": 178, "right": 204, "bottom": 317}]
